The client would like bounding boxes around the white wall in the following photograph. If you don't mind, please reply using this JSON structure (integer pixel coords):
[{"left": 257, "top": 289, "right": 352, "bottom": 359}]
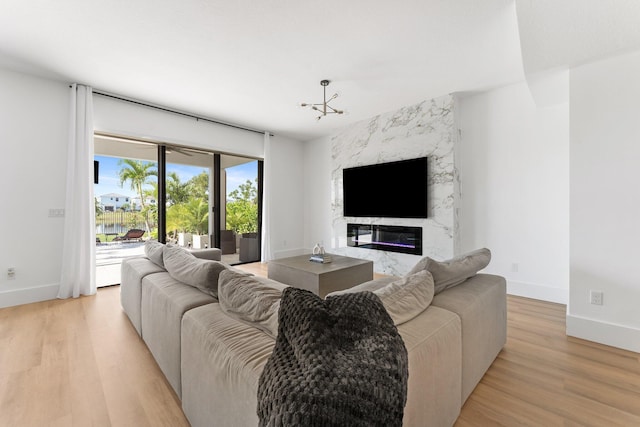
[
  {"left": 568, "top": 50, "right": 640, "bottom": 352},
  {"left": 303, "top": 135, "right": 333, "bottom": 251},
  {"left": 93, "top": 95, "right": 264, "bottom": 158},
  {"left": 0, "top": 68, "right": 69, "bottom": 307},
  {"left": 457, "top": 81, "right": 570, "bottom": 303},
  {"left": 269, "top": 135, "right": 306, "bottom": 258}
]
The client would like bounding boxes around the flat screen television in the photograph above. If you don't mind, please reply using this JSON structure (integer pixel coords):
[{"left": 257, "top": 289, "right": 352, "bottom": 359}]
[{"left": 343, "top": 156, "right": 428, "bottom": 218}]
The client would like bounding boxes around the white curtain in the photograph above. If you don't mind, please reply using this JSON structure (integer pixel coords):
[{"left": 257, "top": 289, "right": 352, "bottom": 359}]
[
  {"left": 261, "top": 132, "right": 274, "bottom": 262},
  {"left": 58, "top": 84, "right": 96, "bottom": 299}
]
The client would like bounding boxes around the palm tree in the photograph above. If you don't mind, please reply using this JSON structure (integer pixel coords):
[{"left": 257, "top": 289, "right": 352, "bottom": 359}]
[
  {"left": 143, "top": 181, "right": 159, "bottom": 214},
  {"left": 185, "top": 198, "right": 209, "bottom": 235},
  {"left": 95, "top": 198, "right": 103, "bottom": 216},
  {"left": 166, "top": 171, "right": 189, "bottom": 205},
  {"left": 119, "top": 159, "right": 157, "bottom": 233},
  {"left": 166, "top": 203, "right": 189, "bottom": 238}
]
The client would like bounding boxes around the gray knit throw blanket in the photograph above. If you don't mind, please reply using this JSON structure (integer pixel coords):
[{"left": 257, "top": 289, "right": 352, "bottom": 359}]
[{"left": 257, "top": 287, "right": 408, "bottom": 427}]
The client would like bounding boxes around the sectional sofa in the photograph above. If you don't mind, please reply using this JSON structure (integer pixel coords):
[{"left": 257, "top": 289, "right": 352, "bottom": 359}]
[{"left": 120, "top": 242, "right": 506, "bottom": 427}]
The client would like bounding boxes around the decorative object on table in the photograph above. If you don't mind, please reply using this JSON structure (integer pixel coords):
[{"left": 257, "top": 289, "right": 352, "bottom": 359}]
[
  {"left": 310, "top": 242, "right": 332, "bottom": 263},
  {"left": 309, "top": 253, "right": 333, "bottom": 263},
  {"left": 312, "top": 243, "right": 323, "bottom": 255},
  {"left": 257, "top": 287, "right": 408, "bottom": 427},
  {"left": 300, "top": 80, "right": 344, "bottom": 120}
]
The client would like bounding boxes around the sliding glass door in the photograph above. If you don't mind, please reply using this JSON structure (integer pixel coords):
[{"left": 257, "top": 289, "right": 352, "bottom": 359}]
[
  {"left": 219, "top": 155, "right": 261, "bottom": 264},
  {"left": 94, "top": 135, "right": 263, "bottom": 287},
  {"left": 165, "top": 147, "right": 215, "bottom": 249},
  {"left": 94, "top": 136, "right": 158, "bottom": 287}
]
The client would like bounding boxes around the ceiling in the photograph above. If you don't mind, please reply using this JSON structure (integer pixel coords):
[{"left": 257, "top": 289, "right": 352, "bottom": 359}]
[{"left": 1, "top": 0, "right": 640, "bottom": 142}]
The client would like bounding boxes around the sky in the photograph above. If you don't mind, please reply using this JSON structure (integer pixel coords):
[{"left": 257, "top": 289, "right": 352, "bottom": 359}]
[{"left": 94, "top": 155, "right": 257, "bottom": 199}]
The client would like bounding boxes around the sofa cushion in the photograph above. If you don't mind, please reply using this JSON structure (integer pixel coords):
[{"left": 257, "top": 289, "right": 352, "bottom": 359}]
[
  {"left": 431, "top": 273, "right": 507, "bottom": 402},
  {"left": 141, "top": 273, "right": 216, "bottom": 398},
  {"left": 373, "top": 270, "right": 435, "bottom": 326},
  {"left": 144, "top": 240, "right": 166, "bottom": 268},
  {"left": 163, "top": 244, "right": 228, "bottom": 297},
  {"left": 217, "top": 269, "right": 287, "bottom": 338},
  {"left": 408, "top": 248, "right": 491, "bottom": 294},
  {"left": 120, "top": 257, "right": 165, "bottom": 336},
  {"left": 326, "top": 272, "right": 434, "bottom": 326},
  {"left": 181, "top": 304, "right": 276, "bottom": 427}
]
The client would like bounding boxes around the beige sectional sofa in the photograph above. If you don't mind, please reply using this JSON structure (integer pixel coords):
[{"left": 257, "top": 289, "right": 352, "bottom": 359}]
[{"left": 120, "top": 243, "right": 506, "bottom": 427}]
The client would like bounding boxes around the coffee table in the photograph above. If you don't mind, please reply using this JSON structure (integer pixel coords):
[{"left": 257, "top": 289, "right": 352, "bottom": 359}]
[{"left": 268, "top": 254, "right": 373, "bottom": 297}]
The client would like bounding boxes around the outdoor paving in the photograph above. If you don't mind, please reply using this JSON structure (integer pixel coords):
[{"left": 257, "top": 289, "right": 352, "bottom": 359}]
[
  {"left": 96, "top": 241, "right": 145, "bottom": 266},
  {"left": 95, "top": 241, "right": 240, "bottom": 287},
  {"left": 96, "top": 241, "right": 145, "bottom": 287}
]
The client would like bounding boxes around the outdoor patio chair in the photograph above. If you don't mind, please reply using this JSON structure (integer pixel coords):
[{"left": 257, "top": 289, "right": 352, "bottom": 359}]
[{"left": 114, "top": 229, "right": 145, "bottom": 242}]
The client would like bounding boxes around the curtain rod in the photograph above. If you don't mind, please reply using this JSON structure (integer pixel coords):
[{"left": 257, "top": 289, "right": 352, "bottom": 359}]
[{"left": 89, "top": 89, "right": 272, "bottom": 137}]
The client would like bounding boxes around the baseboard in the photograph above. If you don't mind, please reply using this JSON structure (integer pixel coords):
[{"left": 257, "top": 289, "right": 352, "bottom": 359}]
[
  {"left": 566, "top": 314, "right": 640, "bottom": 353},
  {"left": 0, "top": 283, "right": 59, "bottom": 308},
  {"left": 507, "top": 279, "right": 568, "bottom": 304}
]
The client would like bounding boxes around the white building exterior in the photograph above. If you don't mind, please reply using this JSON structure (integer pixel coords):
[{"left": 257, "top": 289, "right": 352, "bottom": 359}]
[
  {"left": 99, "top": 193, "right": 131, "bottom": 211},
  {"left": 131, "top": 196, "right": 157, "bottom": 210}
]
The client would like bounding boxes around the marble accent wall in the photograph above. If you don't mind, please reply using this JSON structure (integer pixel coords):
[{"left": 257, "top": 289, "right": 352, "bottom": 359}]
[{"left": 330, "top": 94, "right": 459, "bottom": 276}]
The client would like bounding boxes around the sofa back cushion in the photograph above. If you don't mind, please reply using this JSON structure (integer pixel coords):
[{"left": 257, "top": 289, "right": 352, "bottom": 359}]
[
  {"left": 408, "top": 248, "right": 491, "bottom": 294},
  {"left": 163, "top": 244, "right": 228, "bottom": 297},
  {"left": 217, "top": 269, "right": 286, "bottom": 338},
  {"left": 145, "top": 240, "right": 165, "bottom": 268},
  {"left": 373, "top": 271, "right": 435, "bottom": 326}
]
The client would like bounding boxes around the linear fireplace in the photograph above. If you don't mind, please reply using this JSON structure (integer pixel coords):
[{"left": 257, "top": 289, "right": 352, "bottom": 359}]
[{"left": 347, "top": 224, "right": 423, "bottom": 255}]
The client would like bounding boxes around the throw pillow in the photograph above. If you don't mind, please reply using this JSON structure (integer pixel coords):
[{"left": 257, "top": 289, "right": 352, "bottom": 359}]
[
  {"left": 325, "top": 273, "right": 434, "bottom": 326},
  {"left": 144, "top": 240, "right": 165, "bottom": 268},
  {"left": 217, "top": 269, "right": 287, "bottom": 338},
  {"left": 373, "top": 270, "right": 435, "bottom": 326},
  {"left": 407, "top": 248, "right": 491, "bottom": 294},
  {"left": 163, "top": 244, "right": 228, "bottom": 297}
]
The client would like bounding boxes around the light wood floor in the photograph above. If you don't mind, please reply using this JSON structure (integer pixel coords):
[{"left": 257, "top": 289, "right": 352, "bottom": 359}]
[
  {"left": 1, "top": 263, "right": 638, "bottom": 426},
  {"left": 456, "top": 297, "right": 640, "bottom": 427}
]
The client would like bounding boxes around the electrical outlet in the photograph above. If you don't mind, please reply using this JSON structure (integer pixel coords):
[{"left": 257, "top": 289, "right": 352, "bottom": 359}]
[
  {"left": 7, "top": 268, "right": 15, "bottom": 280},
  {"left": 590, "top": 290, "right": 603, "bottom": 305},
  {"left": 48, "top": 208, "right": 65, "bottom": 217}
]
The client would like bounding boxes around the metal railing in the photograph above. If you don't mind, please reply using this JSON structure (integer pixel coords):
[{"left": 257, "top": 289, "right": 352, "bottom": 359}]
[{"left": 95, "top": 211, "right": 156, "bottom": 235}]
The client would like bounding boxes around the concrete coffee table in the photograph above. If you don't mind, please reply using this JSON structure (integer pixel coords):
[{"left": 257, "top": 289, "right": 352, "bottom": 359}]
[{"left": 268, "top": 254, "right": 373, "bottom": 297}]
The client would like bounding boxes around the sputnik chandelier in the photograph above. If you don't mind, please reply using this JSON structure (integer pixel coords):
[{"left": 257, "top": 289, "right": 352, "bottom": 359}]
[{"left": 301, "top": 80, "right": 344, "bottom": 120}]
